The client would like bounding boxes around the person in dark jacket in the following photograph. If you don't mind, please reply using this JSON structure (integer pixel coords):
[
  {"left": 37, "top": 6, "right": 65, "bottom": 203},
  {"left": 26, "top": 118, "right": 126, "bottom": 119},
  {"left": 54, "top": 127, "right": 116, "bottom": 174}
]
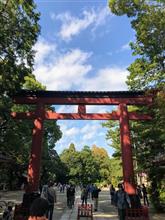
[
  {"left": 92, "top": 185, "right": 101, "bottom": 211},
  {"left": 67, "top": 184, "right": 75, "bottom": 208},
  {"left": 110, "top": 184, "right": 116, "bottom": 205},
  {"left": 114, "top": 183, "right": 131, "bottom": 220},
  {"left": 46, "top": 182, "right": 57, "bottom": 220},
  {"left": 142, "top": 184, "right": 149, "bottom": 206}
]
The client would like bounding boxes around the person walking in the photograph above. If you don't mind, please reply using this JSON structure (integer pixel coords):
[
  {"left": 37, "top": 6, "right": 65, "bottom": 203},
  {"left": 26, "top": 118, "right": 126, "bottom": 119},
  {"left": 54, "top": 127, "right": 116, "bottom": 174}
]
[
  {"left": 142, "top": 184, "right": 149, "bottom": 206},
  {"left": 110, "top": 184, "right": 116, "bottom": 205},
  {"left": 81, "top": 186, "right": 88, "bottom": 206},
  {"left": 137, "top": 185, "right": 142, "bottom": 200},
  {"left": 67, "top": 184, "right": 75, "bottom": 208},
  {"left": 28, "top": 197, "right": 49, "bottom": 220},
  {"left": 46, "top": 182, "right": 57, "bottom": 220},
  {"left": 114, "top": 183, "right": 131, "bottom": 220},
  {"left": 92, "top": 185, "right": 101, "bottom": 211}
]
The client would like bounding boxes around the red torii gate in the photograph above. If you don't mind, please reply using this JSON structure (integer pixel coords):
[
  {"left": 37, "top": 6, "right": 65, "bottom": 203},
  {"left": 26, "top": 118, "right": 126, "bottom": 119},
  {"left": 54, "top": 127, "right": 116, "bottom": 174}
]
[{"left": 12, "top": 90, "right": 153, "bottom": 195}]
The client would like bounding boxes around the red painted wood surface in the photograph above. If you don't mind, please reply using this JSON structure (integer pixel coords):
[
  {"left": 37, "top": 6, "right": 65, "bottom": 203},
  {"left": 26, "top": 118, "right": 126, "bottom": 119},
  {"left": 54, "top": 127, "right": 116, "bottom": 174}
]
[
  {"left": 78, "top": 105, "right": 86, "bottom": 114},
  {"left": 27, "top": 103, "right": 44, "bottom": 192},
  {"left": 11, "top": 111, "right": 152, "bottom": 120},
  {"left": 119, "top": 104, "right": 136, "bottom": 194}
]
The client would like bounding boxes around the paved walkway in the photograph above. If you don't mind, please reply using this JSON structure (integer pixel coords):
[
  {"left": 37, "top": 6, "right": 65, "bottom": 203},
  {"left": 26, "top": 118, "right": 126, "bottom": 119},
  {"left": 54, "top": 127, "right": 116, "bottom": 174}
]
[
  {"left": 57, "top": 190, "right": 118, "bottom": 220},
  {"left": 0, "top": 189, "right": 165, "bottom": 220}
]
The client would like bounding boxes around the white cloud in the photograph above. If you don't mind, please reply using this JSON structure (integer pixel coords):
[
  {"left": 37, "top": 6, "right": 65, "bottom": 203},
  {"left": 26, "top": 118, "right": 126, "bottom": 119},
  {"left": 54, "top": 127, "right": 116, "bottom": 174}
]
[
  {"left": 56, "top": 105, "right": 77, "bottom": 113},
  {"left": 34, "top": 48, "right": 92, "bottom": 90},
  {"left": 80, "top": 123, "right": 101, "bottom": 141},
  {"left": 92, "top": 7, "right": 110, "bottom": 31},
  {"left": 121, "top": 43, "right": 130, "bottom": 51},
  {"left": 33, "top": 39, "right": 128, "bottom": 156},
  {"left": 56, "top": 121, "right": 102, "bottom": 151},
  {"left": 34, "top": 40, "right": 129, "bottom": 91},
  {"left": 65, "top": 127, "right": 79, "bottom": 136},
  {"left": 86, "top": 105, "right": 111, "bottom": 113},
  {"left": 52, "top": 6, "right": 111, "bottom": 41},
  {"left": 55, "top": 120, "right": 114, "bottom": 156},
  {"left": 81, "top": 67, "right": 129, "bottom": 91},
  {"left": 33, "top": 38, "right": 56, "bottom": 65}
]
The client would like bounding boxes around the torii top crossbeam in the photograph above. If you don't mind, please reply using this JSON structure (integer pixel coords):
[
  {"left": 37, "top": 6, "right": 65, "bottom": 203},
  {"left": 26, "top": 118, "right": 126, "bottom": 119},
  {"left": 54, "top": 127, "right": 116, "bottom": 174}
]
[{"left": 13, "top": 90, "right": 152, "bottom": 105}]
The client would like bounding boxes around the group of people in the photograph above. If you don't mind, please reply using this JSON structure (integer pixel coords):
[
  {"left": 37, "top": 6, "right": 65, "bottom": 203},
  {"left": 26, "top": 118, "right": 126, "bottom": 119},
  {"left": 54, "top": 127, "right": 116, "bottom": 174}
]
[
  {"left": 110, "top": 183, "right": 149, "bottom": 207},
  {"left": 66, "top": 183, "right": 102, "bottom": 212},
  {"left": 81, "top": 184, "right": 101, "bottom": 211},
  {"left": 27, "top": 181, "right": 149, "bottom": 220},
  {"left": 27, "top": 182, "right": 102, "bottom": 220},
  {"left": 110, "top": 183, "right": 149, "bottom": 220}
]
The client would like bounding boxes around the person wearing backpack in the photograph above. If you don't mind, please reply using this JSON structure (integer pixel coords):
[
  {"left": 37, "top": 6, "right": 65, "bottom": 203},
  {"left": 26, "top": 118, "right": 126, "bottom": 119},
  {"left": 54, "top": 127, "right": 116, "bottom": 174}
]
[
  {"left": 115, "top": 183, "right": 131, "bottom": 220},
  {"left": 46, "top": 182, "right": 57, "bottom": 220}
]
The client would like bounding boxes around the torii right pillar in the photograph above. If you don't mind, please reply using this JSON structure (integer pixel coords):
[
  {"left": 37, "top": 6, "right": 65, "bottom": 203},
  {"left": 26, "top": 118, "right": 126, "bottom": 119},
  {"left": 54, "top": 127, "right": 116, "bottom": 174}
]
[{"left": 119, "top": 103, "right": 136, "bottom": 195}]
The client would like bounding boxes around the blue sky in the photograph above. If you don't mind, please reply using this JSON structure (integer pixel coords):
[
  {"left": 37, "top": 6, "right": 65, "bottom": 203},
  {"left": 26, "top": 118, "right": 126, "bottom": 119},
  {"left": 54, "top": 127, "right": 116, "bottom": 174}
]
[{"left": 33, "top": 0, "right": 136, "bottom": 156}]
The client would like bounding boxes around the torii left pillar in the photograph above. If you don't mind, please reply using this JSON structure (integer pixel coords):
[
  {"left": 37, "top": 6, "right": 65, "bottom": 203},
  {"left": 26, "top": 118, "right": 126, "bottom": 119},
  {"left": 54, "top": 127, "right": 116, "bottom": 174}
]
[{"left": 26, "top": 103, "right": 44, "bottom": 193}]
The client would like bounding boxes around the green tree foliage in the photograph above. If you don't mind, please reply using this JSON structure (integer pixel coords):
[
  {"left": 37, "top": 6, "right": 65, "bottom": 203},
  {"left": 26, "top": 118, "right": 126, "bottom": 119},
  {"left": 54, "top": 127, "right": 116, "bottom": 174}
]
[
  {"left": 109, "top": 0, "right": 165, "bottom": 89},
  {"left": 0, "top": 0, "right": 40, "bottom": 131},
  {"left": 80, "top": 146, "right": 99, "bottom": 184},
  {"left": 0, "top": 0, "right": 40, "bottom": 96},
  {"left": 60, "top": 143, "right": 82, "bottom": 184},
  {"left": 0, "top": 76, "right": 62, "bottom": 189},
  {"left": 60, "top": 144, "right": 112, "bottom": 185},
  {"left": 91, "top": 145, "right": 112, "bottom": 185},
  {"left": 109, "top": 158, "right": 122, "bottom": 186},
  {"left": 102, "top": 120, "right": 123, "bottom": 185},
  {"left": 109, "top": 0, "right": 165, "bottom": 210},
  {"left": 130, "top": 92, "right": 165, "bottom": 210}
]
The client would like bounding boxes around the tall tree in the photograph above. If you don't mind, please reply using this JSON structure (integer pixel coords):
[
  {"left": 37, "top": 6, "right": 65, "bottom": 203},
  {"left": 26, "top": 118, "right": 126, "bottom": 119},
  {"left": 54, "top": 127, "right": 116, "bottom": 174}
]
[
  {"left": 60, "top": 143, "right": 82, "bottom": 184},
  {"left": 109, "top": 0, "right": 165, "bottom": 210},
  {"left": 80, "top": 146, "right": 99, "bottom": 184}
]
